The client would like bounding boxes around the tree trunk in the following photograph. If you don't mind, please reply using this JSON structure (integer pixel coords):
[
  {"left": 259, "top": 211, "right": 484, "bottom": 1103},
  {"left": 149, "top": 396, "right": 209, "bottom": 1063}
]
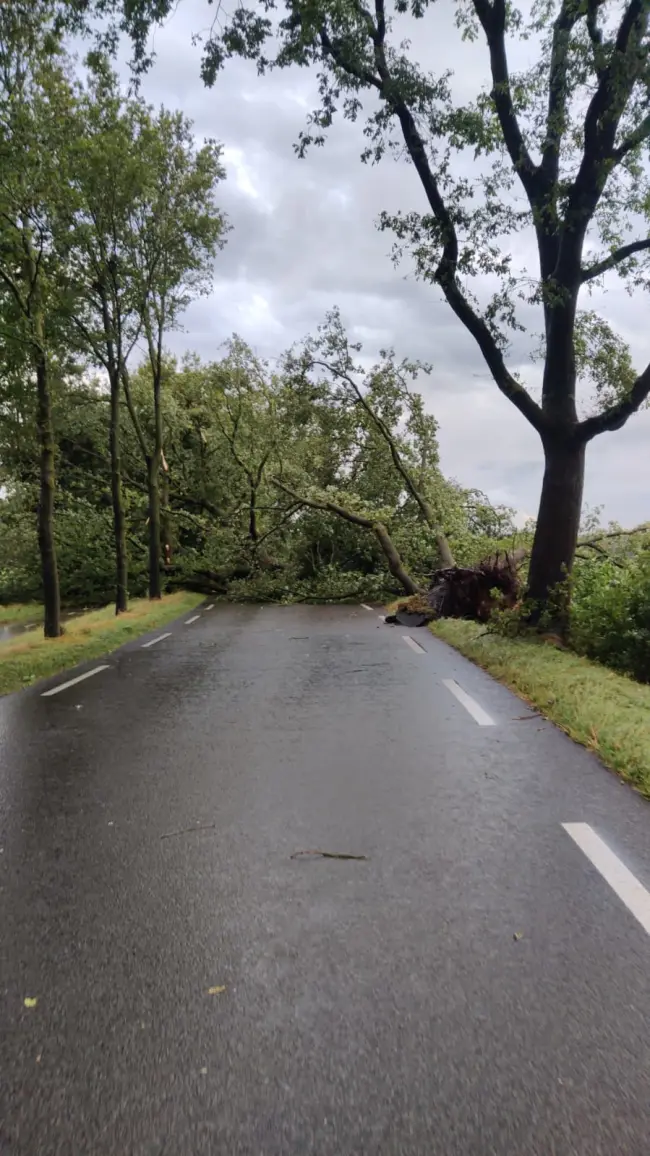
[
  {"left": 161, "top": 467, "right": 172, "bottom": 568},
  {"left": 526, "top": 436, "right": 585, "bottom": 625},
  {"left": 35, "top": 349, "right": 61, "bottom": 638},
  {"left": 109, "top": 373, "right": 128, "bottom": 614},
  {"left": 249, "top": 484, "right": 258, "bottom": 543},
  {"left": 148, "top": 456, "right": 162, "bottom": 600},
  {"left": 373, "top": 523, "right": 423, "bottom": 595}
]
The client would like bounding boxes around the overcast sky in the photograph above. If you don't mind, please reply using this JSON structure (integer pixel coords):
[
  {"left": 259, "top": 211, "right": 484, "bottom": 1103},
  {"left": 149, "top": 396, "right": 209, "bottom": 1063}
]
[{"left": 107, "top": 0, "right": 650, "bottom": 526}]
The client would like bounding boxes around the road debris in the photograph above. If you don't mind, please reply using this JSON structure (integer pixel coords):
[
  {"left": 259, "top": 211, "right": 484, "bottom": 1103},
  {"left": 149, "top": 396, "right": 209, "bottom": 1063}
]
[
  {"left": 290, "top": 850, "right": 368, "bottom": 861},
  {"left": 161, "top": 823, "right": 216, "bottom": 840}
]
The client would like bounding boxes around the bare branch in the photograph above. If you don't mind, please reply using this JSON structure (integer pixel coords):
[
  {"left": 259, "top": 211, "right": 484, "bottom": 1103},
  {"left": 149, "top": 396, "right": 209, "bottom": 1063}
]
[
  {"left": 541, "top": 0, "right": 583, "bottom": 184},
  {"left": 581, "top": 237, "right": 650, "bottom": 282},
  {"left": 120, "top": 361, "right": 150, "bottom": 462},
  {"left": 612, "top": 112, "right": 650, "bottom": 163},
  {"left": 578, "top": 360, "right": 650, "bottom": 441},
  {"left": 473, "top": 0, "right": 541, "bottom": 205}
]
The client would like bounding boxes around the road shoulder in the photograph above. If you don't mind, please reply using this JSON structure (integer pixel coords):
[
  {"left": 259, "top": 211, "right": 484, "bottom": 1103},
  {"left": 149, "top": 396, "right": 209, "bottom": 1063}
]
[
  {"left": 430, "top": 618, "right": 650, "bottom": 797},
  {"left": 0, "top": 591, "right": 203, "bottom": 697}
]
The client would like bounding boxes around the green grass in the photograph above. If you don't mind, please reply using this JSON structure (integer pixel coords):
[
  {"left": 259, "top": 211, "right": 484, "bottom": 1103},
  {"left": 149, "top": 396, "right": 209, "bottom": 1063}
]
[
  {"left": 0, "top": 591, "right": 203, "bottom": 697},
  {"left": 431, "top": 618, "right": 650, "bottom": 797},
  {"left": 0, "top": 602, "right": 42, "bottom": 626}
]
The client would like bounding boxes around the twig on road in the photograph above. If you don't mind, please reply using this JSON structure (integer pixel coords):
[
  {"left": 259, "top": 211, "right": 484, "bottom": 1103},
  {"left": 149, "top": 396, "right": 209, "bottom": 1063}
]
[{"left": 161, "top": 823, "right": 217, "bottom": 840}]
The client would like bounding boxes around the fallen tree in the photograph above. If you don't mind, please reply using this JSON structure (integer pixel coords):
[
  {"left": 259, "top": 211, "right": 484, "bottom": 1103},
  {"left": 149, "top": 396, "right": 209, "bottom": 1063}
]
[
  {"left": 272, "top": 479, "right": 423, "bottom": 595},
  {"left": 387, "top": 549, "right": 525, "bottom": 626}
]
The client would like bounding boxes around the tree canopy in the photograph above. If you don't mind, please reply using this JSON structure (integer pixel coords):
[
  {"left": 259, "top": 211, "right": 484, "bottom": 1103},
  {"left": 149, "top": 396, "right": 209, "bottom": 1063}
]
[
  {"left": 66, "top": 0, "right": 650, "bottom": 621},
  {"left": 3, "top": 0, "right": 650, "bottom": 656}
]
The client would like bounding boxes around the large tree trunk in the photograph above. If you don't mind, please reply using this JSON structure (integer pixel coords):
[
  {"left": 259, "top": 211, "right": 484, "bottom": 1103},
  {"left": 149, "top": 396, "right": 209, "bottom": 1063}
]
[
  {"left": 526, "top": 436, "right": 585, "bottom": 623},
  {"left": 147, "top": 456, "right": 162, "bottom": 600},
  {"left": 35, "top": 349, "right": 61, "bottom": 638},
  {"left": 374, "top": 523, "right": 422, "bottom": 594},
  {"left": 109, "top": 373, "right": 128, "bottom": 614}
]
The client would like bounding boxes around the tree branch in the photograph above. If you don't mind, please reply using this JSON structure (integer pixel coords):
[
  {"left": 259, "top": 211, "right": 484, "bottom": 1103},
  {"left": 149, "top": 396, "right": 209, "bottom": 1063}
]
[
  {"left": 392, "top": 101, "right": 547, "bottom": 432},
  {"left": 315, "top": 4, "right": 545, "bottom": 434},
  {"left": 564, "top": 0, "right": 649, "bottom": 257},
  {"left": 580, "top": 522, "right": 650, "bottom": 545},
  {"left": 473, "top": 0, "right": 541, "bottom": 205},
  {"left": 309, "top": 355, "right": 455, "bottom": 565},
  {"left": 581, "top": 237, "right": 650, "bottom": 281},
  {"left": 120, "top": 361, "right": 150, "bottom": 463},
  {"left": 252, "top": 502, "right": 302, "bottom": 550},
  {"left": 612, "top": 112, "right": 650, "bottom": 163},
  {"left": 272, "top": 478, "right": 373, "bottom": 528},
  {"left": 586, "top": 0, "right": 607, "bottom": 79},
  {"left": 541, "top": 0, "right": 583, "bottom": 184},
  {"left": 578, "top": 360, "right": 650, "bottom": 441},
  {"left": 271, "top": 479, "right": 422, "bottom": 594}
]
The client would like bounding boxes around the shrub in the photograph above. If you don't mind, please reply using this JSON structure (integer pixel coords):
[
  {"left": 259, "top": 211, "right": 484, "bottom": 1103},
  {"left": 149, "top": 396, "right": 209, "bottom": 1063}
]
[{"left": 569, "top": 552, "right": 650, "bottom": 682}]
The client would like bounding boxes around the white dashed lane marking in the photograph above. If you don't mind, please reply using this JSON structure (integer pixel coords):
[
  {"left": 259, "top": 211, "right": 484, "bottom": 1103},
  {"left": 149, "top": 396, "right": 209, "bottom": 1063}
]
[
  {"left": 442, "top": 678, "right": 495, "bottom": 726},
  {"left": 205, "top": 604, "right": 214, "bottom": 610},
  {"left": 41, "top": 665, "right": 110, "bottom": 698},
  {"left": 184, "top": 615, "right": 201, "bottom": 625},
  {"left": 141, "top": 632, "right": 172, "bottom": 649},
  {"left": 361, "top": 603, "right": 373, "bottom": 612},
  {"left": 562, "top": 823, "right": 650, "bottom": 938},
  {"left": 402, "top": 635, "right": 425, "bottom": 654}
]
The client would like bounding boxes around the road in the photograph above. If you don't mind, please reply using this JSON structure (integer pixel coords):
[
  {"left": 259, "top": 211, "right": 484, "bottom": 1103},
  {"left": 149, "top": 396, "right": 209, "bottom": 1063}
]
[{"left": 2, "top": 602, "right": 650, "bottom": 1155}]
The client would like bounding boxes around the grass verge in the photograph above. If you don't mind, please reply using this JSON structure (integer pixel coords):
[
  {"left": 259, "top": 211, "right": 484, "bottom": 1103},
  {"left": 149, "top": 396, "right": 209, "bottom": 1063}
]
[
  {"left": 0, "top": 591, "right": 203, "bottom": 697},
  {"left": 431, "top": 618, "right": 650, "bottom": 798},
  {"left": 0, "top": 602, "right": 42, "bottom": 627}
]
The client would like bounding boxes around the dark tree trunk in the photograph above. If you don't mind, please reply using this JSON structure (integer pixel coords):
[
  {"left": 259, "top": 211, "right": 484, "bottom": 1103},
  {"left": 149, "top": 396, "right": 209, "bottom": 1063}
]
[
  {"left": 161, "top": 467, "right": 172, "bottom": 567},
  {"left": 109, "top": 373, "right": 128, "bottom": 614},
  {"left": 148, "top": 455, "right": 162, "bottom": 600},
  {"left": 35, "top": 350, "right": 61, "bottom": 638},
  {"left": 526, "top": 435, "right": 585, "bottom": 624}
]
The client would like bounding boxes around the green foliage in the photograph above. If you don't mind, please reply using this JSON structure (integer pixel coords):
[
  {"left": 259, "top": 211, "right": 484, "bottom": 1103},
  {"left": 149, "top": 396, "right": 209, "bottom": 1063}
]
[
  {"left": 570, "top": 546, "right": 650, "bottom": 683},
  {"left": 0, "top": 591, "right": 202, "bottom": 695},
  {"left": 88, "top": 0, "right": 650, "bottom": 614}
]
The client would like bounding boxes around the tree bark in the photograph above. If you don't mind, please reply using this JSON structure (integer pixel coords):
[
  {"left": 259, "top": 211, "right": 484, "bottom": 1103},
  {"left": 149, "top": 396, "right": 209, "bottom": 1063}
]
[
  {"left": 161, "top": 466, "right": 172, "bottom": 568},
  {"left": 526, "top": 435, "right": 586, "bottom": 623},
  {"left": 35, "top": 347, "right": 61, "bottom": 638},
  {"left": 373, "top": 523, "right": 422, "bottom": 594},
  {"left": 109, "top": 372, "right": 128, "bottom": 614},
  {"left": 147, "top": 455, "right": 162, "bottom": 600}
]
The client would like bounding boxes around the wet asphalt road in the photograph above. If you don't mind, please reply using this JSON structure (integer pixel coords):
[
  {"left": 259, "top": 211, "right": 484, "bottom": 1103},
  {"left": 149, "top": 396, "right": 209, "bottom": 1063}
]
[{"left": 2, "top": 603, "right": 650, "bottom": 1155}]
